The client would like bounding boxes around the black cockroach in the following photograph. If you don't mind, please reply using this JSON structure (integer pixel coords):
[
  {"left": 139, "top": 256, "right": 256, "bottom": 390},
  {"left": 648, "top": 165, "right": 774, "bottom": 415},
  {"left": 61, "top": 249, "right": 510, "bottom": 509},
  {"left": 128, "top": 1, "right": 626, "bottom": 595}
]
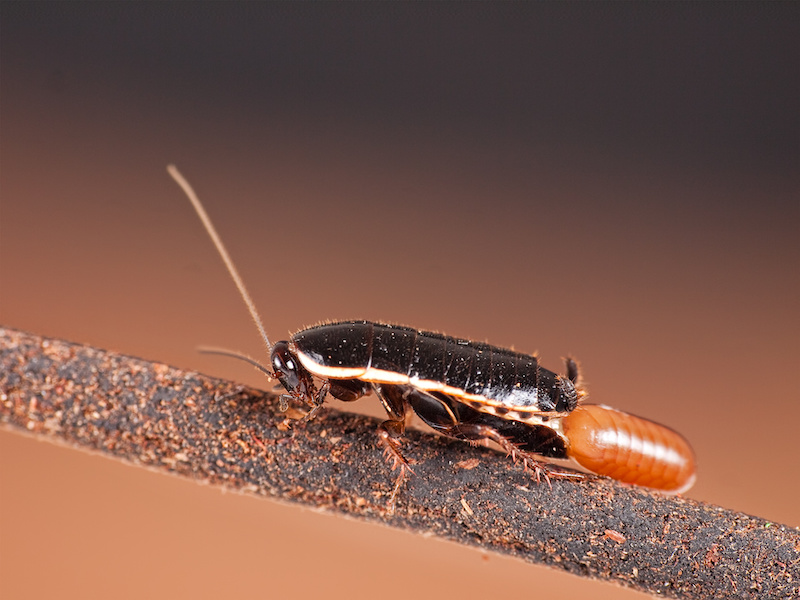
[{"left": 167, "top": 165, "right": 696, "bottom": 505}]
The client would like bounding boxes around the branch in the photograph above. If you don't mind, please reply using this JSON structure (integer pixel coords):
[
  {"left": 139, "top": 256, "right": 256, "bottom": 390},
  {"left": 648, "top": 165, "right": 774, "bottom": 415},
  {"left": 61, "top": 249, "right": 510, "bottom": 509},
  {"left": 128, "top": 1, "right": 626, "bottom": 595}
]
[{"left": 1, "top": 326, "right": 797, "bottom": 599}]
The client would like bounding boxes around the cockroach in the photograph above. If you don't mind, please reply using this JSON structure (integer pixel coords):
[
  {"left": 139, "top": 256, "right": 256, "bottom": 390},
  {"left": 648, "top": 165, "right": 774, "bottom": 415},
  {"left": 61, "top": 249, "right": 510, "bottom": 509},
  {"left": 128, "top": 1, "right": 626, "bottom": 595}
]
[{"left": 167, "top": 165, "right": 696, "bottom": 505}]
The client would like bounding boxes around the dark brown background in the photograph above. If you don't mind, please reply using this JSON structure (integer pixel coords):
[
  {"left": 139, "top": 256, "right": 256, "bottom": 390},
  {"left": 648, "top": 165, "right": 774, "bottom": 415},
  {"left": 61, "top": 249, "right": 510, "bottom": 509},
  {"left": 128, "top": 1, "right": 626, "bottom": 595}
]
[{"left": 1, "top": 4, "right": 798, "bottom": 599}]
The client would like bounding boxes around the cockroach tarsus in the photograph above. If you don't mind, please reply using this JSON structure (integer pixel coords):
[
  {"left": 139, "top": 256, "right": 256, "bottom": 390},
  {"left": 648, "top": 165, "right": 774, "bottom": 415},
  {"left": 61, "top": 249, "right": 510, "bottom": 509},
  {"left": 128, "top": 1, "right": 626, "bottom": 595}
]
[{"left": 167, "top": 165, "right": 697, "bottom": 507}]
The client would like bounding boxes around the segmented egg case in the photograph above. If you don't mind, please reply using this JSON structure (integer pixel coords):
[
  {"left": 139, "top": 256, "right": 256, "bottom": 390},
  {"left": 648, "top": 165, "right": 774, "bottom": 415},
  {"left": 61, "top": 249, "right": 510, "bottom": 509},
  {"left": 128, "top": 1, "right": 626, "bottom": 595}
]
[{"left": 562, "top": 404, "right": 696, "bottom": 493}]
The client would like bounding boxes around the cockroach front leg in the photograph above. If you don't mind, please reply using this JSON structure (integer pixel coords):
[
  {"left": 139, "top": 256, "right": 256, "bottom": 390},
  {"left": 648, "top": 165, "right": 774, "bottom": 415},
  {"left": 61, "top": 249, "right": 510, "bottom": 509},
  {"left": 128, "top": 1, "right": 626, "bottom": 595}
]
[{"left": 300, "top": 380, "right": 330, "bottom": 422}]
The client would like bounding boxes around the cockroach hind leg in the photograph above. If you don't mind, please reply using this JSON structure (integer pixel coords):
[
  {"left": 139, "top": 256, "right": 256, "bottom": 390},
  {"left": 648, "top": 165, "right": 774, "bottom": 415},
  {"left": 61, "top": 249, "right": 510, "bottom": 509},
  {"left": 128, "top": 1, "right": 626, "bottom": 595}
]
[
  {"left": 450, "top": 422, "right": 584, "bottom": 488},
  {"left": 518, "top": 454, "right": 583, "bottom": 488}
]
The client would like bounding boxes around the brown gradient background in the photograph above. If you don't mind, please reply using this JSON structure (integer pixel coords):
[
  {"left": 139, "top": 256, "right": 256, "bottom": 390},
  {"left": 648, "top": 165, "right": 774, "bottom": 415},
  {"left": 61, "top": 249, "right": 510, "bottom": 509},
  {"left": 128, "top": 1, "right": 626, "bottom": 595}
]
[{"left": 1, "top": 5, "right": 798, "bottom": 599}]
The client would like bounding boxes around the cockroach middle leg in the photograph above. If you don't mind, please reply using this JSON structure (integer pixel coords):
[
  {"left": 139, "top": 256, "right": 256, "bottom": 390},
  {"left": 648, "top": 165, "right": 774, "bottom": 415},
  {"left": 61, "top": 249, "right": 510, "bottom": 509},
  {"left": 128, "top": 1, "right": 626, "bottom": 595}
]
[
  {"left": 373, "top": 384, "right": 415, "bottom": 509},
  {"left": 378, "top": 420, "right": 415, "bottom": 510}
]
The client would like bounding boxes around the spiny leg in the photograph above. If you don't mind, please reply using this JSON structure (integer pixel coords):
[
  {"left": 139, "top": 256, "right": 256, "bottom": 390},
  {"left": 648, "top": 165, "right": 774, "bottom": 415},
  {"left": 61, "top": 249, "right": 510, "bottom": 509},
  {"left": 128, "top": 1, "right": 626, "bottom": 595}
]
[
  {"left": 448, "top": 422, "right": 585, "bottom": 487},
  {"left": 400, "top": 387, "right": 580, "bottom": 485},
  {"left": 298, "top": 380, "right": 329, "bottom": 422},
  {"left": 373, "top": 384, "right": 414, "bottom": 509}
]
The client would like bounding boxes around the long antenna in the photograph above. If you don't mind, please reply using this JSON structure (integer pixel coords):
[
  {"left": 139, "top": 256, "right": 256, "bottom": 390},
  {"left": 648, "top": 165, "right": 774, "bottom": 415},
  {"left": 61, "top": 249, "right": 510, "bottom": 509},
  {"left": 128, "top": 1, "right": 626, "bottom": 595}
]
[
  {"left": 196, "top": 346, "right": 276, "bottom": 380},
  {"left": 167, "top": 165, "right": 273, "bottom": 356}
]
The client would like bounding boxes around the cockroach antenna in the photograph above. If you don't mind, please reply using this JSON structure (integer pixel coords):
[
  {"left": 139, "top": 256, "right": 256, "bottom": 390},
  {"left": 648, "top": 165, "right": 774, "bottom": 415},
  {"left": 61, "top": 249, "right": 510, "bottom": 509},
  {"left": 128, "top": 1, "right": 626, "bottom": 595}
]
[{"left": 167, "top": 165, "right": 274, "bottom": 368}]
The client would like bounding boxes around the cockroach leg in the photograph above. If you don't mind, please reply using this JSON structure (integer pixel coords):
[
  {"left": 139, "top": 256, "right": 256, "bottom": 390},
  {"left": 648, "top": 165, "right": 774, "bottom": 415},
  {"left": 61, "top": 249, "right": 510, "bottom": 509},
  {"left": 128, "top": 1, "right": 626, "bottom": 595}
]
[
  {"left": 377, "top": 420, "right": 415, "bottom": 511},
  {"left": 373, "top": 384, "right": 416, "bottom": 509},
  {"left": 448, "top": 422, "right": 585, "bottom": 487},
  {"left": 300, "top": 380, "right": 330, "bottom": 422}
]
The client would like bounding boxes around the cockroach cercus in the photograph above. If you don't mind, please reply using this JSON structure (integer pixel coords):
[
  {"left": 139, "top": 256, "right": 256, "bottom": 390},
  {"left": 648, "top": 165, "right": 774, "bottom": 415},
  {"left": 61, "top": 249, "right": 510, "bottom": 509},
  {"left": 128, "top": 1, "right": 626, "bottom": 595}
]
[{"left": 167, "top": 165, "right": 697, "bottom": 506}]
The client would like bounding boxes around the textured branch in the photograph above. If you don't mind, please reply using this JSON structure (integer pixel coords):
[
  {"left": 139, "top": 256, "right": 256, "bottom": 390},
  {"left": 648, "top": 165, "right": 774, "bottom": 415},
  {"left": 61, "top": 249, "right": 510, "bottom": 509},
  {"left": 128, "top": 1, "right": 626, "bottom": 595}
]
[{"left": 1, "top": 326, "right": 798, "bottom": 599}]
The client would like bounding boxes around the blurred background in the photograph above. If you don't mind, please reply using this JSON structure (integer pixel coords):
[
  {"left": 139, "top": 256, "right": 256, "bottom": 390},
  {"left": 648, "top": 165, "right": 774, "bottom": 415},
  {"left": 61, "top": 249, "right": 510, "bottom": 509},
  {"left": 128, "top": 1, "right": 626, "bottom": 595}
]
[{"left": 1, "top": 4, "right": 797, "bottom": 599}]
